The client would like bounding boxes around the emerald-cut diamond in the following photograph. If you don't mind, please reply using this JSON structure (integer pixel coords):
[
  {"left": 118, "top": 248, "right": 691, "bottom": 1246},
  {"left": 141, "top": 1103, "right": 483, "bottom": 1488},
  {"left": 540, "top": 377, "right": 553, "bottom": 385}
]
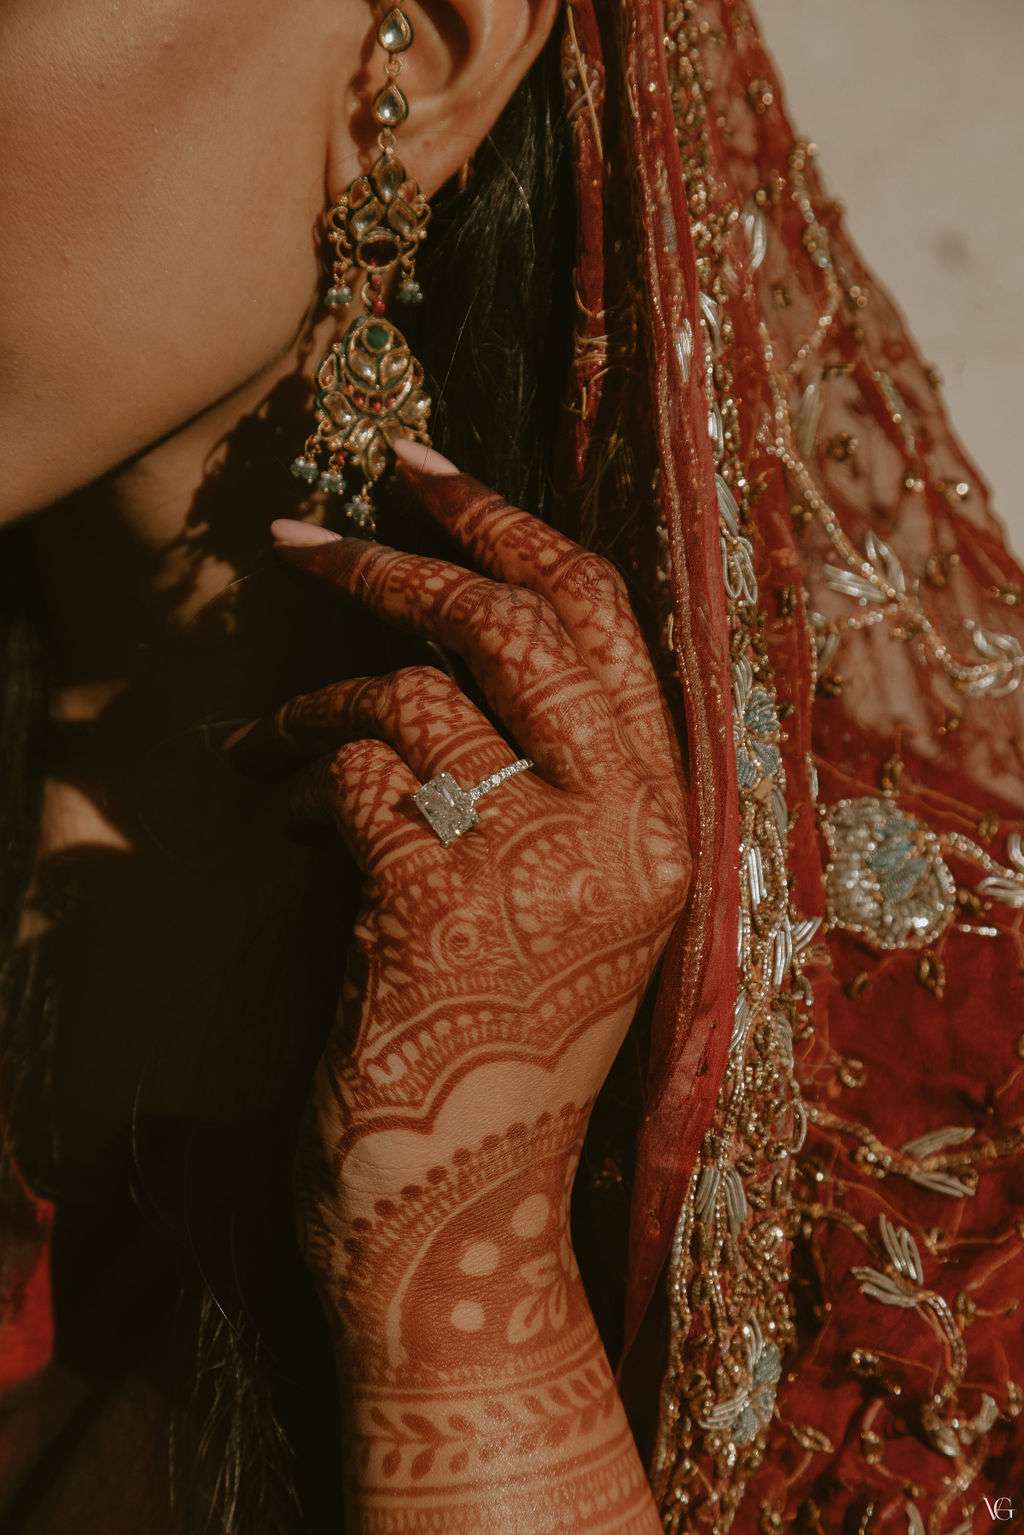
[
  {"left": 412, "top": 759, "right": 532, "bottom": 847},
  {"left": 412, "top": 773, "right": 479, "bottom": 846}
]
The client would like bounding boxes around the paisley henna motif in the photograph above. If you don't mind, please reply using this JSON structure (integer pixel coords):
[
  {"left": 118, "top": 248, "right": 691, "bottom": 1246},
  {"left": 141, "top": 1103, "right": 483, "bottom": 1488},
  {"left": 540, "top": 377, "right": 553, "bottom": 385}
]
[{"left": 239, "top": 462, "right": 688, "bottom": 1530}]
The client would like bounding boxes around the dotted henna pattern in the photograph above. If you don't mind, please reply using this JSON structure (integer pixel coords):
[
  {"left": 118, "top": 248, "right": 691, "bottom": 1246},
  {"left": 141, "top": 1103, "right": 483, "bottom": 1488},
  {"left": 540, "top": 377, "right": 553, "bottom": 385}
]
[
  {"left": 309, "top": 1103, "right": 592, "bottom": 1384},
  {"left": 250, "top": 465, "right": 689, "bottom": 1531}
]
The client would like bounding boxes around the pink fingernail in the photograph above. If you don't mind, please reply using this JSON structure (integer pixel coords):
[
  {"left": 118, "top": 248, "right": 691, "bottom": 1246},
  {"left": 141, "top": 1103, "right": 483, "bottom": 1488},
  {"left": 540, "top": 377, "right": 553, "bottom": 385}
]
[
  {"left": 392, "top": 439, "right": 459, "bottom": 477},
  {"left": 271, "top": 518, "right": 343, "bottom": 547}
]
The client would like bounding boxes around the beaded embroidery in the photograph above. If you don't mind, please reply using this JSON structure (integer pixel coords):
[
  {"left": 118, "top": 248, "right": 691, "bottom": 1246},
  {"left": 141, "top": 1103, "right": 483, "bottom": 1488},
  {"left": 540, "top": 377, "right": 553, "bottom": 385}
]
[
  {"left": 821, "top": 797, "right": 957, "bottom": 951},
  {"left": 648, "top": 5, "right": 1024, "bottom": 1533},
  {"left": 650, "top": 7, "right": 814, "bottom": 1528}
]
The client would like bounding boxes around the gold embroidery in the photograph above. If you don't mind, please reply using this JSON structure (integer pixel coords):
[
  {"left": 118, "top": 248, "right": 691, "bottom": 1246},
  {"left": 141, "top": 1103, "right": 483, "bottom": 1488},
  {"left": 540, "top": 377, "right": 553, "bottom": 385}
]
[
  {"left": 651, "top": 5, "right": 1023, "bottom": 1532},
  {"left": 651, "top": 6, "right": 813, "bottom": 1527},
  {"left": 821, "top": 797, "right": 957, "bottom": 950}
]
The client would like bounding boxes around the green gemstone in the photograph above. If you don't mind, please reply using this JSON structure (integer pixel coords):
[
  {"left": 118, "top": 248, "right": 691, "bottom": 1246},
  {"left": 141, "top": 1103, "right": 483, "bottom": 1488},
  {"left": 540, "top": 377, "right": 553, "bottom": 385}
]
[{"left": 364, "top": 322, "right": 391, "bottom": 351}]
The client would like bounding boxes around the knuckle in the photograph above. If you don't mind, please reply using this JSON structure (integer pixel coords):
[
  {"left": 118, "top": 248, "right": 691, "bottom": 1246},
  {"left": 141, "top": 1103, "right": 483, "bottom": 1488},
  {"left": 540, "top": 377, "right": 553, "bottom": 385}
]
[
  {"left": 499, "top": 582, "right": 557, "bottom": 628},
  {"left": 559, "top": 551, "right": 629, "bottom": 606},
  {"left": 390, "top": 664, "right": 454, "bottom": 702},
  {"left": 516, "top": 584, "right": 551, "bottom": 614},
  {"left": 342, "top": 674, "right": 390, "bottom": 724},
  {"left": 464, "top": 573, "right": 507, "bottom": 612},
  {"left": 356, "top": 540, "right": 399, "bottom": 587},
  {"left": 646, "top": 831, "right": 692, "bottom": 917},
  {"left": 591, "top": 796, "right": 691, "bottom": 925},
  {"left": 464, "top": 487, "right": 514, "bottom": 528},
  {"left": 438, "top": 573, "right": 496, "bottom": 628},
  {"left": 450, "top": 575, "right": 554, "bottom": 641},
  {"left": 330, "top": 737, "right": 389, "bottom": 777},
  {"left": 269, "top": 695, "right": 302, "bottom": 742},
  {"left": 290, "top": 680, "right": 347, "bottom": 728}
]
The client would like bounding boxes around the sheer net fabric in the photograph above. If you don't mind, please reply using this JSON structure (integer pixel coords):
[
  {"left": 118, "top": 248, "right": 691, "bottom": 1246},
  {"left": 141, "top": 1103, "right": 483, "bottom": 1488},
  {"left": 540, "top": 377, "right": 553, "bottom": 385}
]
[{"left": 561, "top": 3, "right": 1023, "bottom": 1532}]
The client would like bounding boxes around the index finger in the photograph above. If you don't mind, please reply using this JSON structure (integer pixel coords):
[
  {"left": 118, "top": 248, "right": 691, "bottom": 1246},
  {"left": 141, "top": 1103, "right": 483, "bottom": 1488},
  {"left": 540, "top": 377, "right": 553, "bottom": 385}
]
[
  {"left": 393, "top": 442, "right": 681, "bottom": 783},
  {"left": 274, "top": 534, "right": 625, "bottom": 792}
]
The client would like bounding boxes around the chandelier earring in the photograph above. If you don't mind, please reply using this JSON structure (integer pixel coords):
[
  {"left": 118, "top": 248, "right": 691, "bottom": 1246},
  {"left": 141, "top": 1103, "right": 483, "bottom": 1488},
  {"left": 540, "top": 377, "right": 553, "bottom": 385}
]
[{"left": 290, "top": 7, "right": 432, "bottom": 535}]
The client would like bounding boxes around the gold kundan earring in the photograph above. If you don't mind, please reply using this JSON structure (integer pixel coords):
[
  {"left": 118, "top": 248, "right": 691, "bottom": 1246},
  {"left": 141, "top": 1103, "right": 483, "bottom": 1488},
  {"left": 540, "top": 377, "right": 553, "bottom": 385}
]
[{"left": 290, "top": 6, "right": 432, "bottom": 535}]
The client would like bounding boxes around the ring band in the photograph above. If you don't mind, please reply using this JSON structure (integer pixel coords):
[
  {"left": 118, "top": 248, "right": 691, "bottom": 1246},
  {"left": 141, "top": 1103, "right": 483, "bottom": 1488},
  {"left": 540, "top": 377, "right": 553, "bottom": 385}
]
[{"left": 413, "top": 758, "right": 533, "bottom": 846}]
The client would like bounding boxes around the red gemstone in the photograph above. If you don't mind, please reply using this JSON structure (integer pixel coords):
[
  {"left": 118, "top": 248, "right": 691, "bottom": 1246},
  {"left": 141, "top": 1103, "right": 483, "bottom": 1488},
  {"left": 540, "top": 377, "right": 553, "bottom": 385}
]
[{"left": 373, "top": 300, "right": 386, "bottom": 315}]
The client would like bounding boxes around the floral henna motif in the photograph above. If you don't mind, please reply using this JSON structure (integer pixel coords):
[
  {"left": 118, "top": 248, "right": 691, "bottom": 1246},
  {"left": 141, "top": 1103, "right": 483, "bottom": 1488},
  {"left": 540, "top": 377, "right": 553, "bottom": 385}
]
[
  {"left": 251, "top": 464, "right": 687, "bottom": 1530},
  {"left": 396, "top": 469, "right": 686, "bottom": 779},
  {"left": 296, "top": 1104, "right": 661, "bottom": 1532},
  {"left": 303, "top": 1103, "right": 591, "bottom": 1379},
  {"left": 315, "top": 790, "right": 679, "bottom": 1153}
]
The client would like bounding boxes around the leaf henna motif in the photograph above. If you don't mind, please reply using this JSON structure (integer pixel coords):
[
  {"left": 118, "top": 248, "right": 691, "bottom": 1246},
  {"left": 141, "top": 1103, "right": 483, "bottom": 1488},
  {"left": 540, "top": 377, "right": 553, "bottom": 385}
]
[{"left": 254, "top": 464, "right": 688, "bottom": 1534}]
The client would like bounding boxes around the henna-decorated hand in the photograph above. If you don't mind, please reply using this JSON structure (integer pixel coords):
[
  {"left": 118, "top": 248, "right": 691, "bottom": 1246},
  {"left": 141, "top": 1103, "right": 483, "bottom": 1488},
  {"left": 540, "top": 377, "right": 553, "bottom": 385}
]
[{"left": 232, "top": 445, "right": 688, "bottom": 1533}]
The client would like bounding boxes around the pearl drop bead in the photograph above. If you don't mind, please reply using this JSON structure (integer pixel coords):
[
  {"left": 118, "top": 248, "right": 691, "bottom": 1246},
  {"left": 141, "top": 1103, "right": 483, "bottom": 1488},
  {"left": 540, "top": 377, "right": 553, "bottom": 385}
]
[
  {"left": 290, "top": 456, "right": 319, "bottom": 483},
  {"left": 344, "top": 495, "right": 376, "bottom": 531}
]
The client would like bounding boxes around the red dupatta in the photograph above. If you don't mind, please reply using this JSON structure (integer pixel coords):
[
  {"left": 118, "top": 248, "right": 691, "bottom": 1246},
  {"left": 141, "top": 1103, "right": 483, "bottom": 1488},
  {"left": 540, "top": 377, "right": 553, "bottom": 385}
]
[
  {"left": 562, "top": 3, "right": 1024, "bottom": 1529},
  {"left": 562, "top": 0, "right": 741, "bottom": 1355}
]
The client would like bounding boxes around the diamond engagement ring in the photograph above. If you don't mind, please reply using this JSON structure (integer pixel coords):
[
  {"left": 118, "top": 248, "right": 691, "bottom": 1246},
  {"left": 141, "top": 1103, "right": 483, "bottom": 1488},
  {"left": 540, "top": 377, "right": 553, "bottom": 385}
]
[{"left": 412, "top": 758, "right": 533, "bottom": 847}]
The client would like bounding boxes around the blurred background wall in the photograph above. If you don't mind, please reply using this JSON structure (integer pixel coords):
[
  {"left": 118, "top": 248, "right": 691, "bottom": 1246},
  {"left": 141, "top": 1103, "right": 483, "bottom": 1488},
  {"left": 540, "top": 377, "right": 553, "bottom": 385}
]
[{"left": 762, "top": 0, "right": 1024, "bottom": 555}]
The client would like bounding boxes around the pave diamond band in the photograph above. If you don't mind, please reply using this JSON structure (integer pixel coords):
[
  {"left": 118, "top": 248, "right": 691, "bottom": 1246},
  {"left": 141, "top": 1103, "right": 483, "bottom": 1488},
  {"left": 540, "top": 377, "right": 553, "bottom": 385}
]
[
  {"left": 412, "top": 758, "right": 533, "bottom": 846},
  {"left": 465, "top": 758, "right": 534, "bottom": 805}
]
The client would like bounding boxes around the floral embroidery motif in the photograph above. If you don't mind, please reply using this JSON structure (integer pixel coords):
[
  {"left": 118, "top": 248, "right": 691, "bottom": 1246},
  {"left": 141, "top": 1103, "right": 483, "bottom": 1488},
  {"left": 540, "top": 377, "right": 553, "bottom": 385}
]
[
  {"left": 974, "top": 830, "right": 1024, "bottom": 908},
  {"left": 822, "top": 797, "right": 956, "bottom": 950},
  {"left": 847, "top": 1215, "right": 1005, "bottom": 1462},
  {"left": 698, "top": 1317, "right": 782, "bottom": 1446},
  {"left": 851, "top": 1211, "right": 925, "bottom": 1307},
  {"left": 899, "top": 1124, "right": 977, "bottom": 1199},
  {"left": 651, "top": 7, "right": 817, "bottom": 1524},
  {"left": 733, "top": 657, "right": 783, "bottom": 790}
]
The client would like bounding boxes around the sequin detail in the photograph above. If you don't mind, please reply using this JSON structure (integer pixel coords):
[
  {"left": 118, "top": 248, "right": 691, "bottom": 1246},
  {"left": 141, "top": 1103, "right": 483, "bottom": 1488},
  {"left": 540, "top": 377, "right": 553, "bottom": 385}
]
[{"left": 822, "top": 797, "right": 957, "bottom": 950}]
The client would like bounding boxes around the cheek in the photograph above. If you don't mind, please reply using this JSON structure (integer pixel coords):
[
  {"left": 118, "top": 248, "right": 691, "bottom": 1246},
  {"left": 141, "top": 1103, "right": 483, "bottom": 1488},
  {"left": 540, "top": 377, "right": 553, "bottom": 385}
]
[{"left": 0, "top": 0, "right": 331, "bottom": 522}]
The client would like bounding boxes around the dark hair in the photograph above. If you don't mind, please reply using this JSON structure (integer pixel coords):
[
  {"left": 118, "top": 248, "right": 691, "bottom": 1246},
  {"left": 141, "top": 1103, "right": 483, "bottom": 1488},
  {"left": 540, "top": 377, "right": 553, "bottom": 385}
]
[{"left": 0, "top": 29, "right": 578, "bottom": 1534}]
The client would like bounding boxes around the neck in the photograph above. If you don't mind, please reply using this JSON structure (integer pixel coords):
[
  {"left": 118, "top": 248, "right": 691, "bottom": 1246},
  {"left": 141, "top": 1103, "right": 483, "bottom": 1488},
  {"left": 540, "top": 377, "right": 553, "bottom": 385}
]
[
  {"left": 19, "top": 341, "right": 360, "bottom": 1161},
  {"left": 25, "top": 330, "right": 353, "bottom": 879},
  {"left": 35, "top": 345, "right": 323, "bottom": 720}
]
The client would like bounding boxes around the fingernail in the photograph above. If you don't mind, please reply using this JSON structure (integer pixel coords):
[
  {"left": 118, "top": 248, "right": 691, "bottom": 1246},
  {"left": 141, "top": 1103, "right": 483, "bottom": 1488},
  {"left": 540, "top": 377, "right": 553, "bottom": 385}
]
[
  {"left": 392, "top": 439, "right": 459, "bottom": 477},
  {"left": 271, "top": 518, "right": 343, "bottom": 547}
]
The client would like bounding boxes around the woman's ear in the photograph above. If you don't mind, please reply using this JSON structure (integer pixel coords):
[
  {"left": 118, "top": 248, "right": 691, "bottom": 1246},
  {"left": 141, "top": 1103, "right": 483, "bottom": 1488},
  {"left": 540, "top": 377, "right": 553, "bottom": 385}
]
[{"left": 326, "top": 0, "right": 561, "bottom": 200}]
